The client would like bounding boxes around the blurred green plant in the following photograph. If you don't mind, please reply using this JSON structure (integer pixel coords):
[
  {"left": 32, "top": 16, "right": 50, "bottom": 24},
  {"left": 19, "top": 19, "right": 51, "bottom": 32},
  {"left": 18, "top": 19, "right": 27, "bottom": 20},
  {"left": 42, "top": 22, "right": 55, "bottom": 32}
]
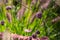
[{"left": 0, "top": 0, "right": 60, "bottom": 40}]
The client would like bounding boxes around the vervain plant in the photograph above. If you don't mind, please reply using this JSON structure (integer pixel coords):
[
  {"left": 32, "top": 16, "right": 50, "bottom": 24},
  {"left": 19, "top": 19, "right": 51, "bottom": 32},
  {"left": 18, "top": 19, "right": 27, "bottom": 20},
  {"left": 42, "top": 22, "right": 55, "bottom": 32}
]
[{"left": 0, "top": 0, "right": 60, "bottom": 40}]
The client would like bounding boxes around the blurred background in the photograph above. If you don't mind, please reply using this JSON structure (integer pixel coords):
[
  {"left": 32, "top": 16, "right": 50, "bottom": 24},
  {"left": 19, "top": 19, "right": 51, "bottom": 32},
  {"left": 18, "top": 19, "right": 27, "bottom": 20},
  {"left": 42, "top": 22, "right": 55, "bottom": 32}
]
[{"left": 0, "top": 0, "right": 60, "bottom": 40}]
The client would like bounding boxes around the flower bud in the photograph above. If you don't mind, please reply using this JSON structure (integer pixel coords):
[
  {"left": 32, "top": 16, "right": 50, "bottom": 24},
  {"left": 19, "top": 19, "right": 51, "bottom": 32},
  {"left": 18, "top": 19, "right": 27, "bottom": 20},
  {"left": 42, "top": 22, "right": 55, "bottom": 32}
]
[
  {"left": 32, "top": 34, "right": 37, "bottom": 39},
  {"left": 35, "top": 30, "right": 40, "bottom": 34},
  {"left": 28, "top": 37, "right": 32, "bottom": 40},
  {"left": 6, "top": 6, "right": 12, "bottom": 10},
  {"left": 0, "top": 21, "right": 4, "bottom": 25},
  {"left": 36, "top": 12, "right": 42, "bottom": 19}
]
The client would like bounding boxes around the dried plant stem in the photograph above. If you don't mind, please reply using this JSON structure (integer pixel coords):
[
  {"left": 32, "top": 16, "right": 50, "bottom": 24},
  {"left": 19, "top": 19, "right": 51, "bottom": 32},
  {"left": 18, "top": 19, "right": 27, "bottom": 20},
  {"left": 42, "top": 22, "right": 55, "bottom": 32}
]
[
  {"left": 29, "top": 13, "right": 36, "bottom": 23},
  {"left": 16, "top": 0, "right": 27, "bottom": 20},
  {"left": 17, "top": 7, "right": 26, "bottom": 20},
  {"left": 6, "top": 12, "right": 12, "bottom": 22}
]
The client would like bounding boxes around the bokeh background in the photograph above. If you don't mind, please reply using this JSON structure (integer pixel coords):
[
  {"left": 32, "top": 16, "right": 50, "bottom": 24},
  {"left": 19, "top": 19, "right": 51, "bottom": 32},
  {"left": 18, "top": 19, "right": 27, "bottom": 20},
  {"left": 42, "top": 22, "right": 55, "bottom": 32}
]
[{"left": 0, "top": 0, "right": 60, "bottom": 40}]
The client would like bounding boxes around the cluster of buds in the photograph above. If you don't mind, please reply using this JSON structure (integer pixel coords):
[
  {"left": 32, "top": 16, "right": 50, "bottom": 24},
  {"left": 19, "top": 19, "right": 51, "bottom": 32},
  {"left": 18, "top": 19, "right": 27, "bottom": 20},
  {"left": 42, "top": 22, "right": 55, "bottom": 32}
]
[
  {"left": 6, "top": 6, "right": 12, "bottom": 10},
  {"left": 36, "top": 11, "right": 42, "bottom": 19},
  {"left": 0, "top": 21, "right": 5, "bottom": 25}
]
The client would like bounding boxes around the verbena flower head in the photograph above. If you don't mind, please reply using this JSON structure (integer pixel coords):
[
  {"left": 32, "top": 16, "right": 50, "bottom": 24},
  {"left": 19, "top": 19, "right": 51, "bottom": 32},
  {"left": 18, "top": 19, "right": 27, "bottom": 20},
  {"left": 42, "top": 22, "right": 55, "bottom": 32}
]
[
  {"left": 6, "top": 6, "right": 12, "bottom": 10},
  {"left": 0, "top": 20, "right": 4, "bottom": 25},
  {"left": 28, "top": 37, "right": 32, "bottom": 40},
  {"left": 35, "top": 30, "right": 40, "bottom": 34},
  {"left": 32, "top": 34, "right": 37, "bottom": 39},
  {"left": 36, "top": 11, "right": 42, "bottom": 19}
]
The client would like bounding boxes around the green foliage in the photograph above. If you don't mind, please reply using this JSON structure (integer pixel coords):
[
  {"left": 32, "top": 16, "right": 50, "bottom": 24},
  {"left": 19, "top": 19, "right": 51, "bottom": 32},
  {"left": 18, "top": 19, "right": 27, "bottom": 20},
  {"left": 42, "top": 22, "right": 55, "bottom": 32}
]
[{"left": 0, "top": 0, "right": 60, "bottom": 40}]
